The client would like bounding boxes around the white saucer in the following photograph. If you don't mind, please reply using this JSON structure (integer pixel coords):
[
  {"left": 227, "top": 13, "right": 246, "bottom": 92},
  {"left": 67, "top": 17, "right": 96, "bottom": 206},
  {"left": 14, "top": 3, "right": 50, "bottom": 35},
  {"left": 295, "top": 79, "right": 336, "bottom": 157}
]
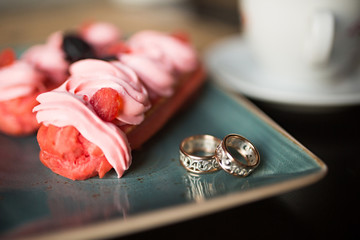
[{"left": 204, "top": 35, "right": 360, "bottom": 108}]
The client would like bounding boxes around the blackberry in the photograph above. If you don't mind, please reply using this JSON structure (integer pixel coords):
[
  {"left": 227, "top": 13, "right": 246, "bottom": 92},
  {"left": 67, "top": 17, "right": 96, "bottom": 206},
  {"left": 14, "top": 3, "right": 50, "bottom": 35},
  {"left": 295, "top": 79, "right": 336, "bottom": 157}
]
[{"left": 62, "top": 34, "right": 97, "bottom": 63}]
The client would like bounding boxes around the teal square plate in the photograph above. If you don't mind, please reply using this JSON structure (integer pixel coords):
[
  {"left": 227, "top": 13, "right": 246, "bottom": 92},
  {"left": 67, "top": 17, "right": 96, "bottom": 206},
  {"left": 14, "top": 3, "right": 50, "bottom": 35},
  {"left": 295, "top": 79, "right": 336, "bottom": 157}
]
[{"left": 0, "top": 82, "right": 327, "bottom": 239}]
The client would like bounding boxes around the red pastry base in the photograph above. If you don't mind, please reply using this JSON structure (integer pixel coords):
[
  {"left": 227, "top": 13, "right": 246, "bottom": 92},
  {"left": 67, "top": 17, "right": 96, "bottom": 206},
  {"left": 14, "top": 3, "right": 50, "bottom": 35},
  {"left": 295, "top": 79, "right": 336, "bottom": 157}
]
[{"left": 0, "top": 92, "right": 41, "bottom": 136}]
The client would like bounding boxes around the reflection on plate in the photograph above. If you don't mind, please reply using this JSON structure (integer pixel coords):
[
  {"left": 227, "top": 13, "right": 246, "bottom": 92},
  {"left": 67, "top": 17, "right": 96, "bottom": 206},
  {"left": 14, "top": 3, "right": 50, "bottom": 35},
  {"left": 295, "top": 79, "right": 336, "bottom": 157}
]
[
  {"left": 204, "top": 35, "right": 360, "bottom": 108},
  {"left": 0, "top": 83, "right": 327, "bottom": 239}
]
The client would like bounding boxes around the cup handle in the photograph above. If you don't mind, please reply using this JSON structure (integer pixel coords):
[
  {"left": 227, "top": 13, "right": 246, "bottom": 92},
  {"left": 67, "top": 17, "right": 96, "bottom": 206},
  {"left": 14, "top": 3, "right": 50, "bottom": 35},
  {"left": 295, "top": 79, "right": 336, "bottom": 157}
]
[{"left": 304, "top": 10, "right": 335, "bottom": 66}]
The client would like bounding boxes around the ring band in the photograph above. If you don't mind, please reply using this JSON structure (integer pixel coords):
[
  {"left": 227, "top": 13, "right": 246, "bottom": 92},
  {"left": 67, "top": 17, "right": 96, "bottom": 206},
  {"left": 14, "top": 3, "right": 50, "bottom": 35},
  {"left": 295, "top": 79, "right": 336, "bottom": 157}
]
[
  {"left": 179, "top": 135, "right": 222, "bottom": 173},
  {"left": 215, "top": 134, "right": 260, "bottom": 177}
]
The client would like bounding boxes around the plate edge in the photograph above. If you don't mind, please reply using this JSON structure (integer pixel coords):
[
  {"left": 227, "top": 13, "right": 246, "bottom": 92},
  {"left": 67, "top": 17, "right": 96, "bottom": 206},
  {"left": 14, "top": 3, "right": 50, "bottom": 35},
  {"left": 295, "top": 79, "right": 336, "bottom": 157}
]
[{"left": 23, "top": 168, "right": 326, "bottom": 240}]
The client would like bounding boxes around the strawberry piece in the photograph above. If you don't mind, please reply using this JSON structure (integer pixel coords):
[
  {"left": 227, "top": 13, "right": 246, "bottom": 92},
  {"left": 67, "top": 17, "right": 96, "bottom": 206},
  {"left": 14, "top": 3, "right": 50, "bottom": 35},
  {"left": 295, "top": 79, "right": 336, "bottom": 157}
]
[
  {"left": 90, "top": 88, "right": 123, "bottom": 122},
  {"left": 106, "top": 42, "right": 132, "bottom": 55},
  {"left": 79, "top": 20, "right": 94, "bottom": 35},
  {"left": 0, "top": 48, "right": 16, "bottom": 67},
  {"left": 171, "top": 31, "right": 190, "bottom": 43}
]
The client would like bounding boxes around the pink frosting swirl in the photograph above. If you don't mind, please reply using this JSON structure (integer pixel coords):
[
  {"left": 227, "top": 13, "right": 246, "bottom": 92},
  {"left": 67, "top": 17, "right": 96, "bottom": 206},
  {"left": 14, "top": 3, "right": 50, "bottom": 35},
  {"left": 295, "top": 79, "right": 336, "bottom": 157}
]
[
  {"left": 118, "top": 30, "right": 198, "bottom": 97},
  {"left": 127, "top": 30, "right": 198, "bottom": 73},
  {"left": 0, "top": 61, "right": 45, "bottom": 101},
  {"left": 33, "top": 58, "right": 152, "bottom": 178},
  {"left": 61, "top": 59, "right": 151, "bottom": 125},
  {"left": 33, "top": 90, "right": 131, "bottom": 178},
  {"left": 120, "top": 54, "right": 176, "bottom": 97},
  {"left": 22, "top": 31, "right": 69, "bottom": 85},
  {"left": 80, "top": 22, "right": 121, "bottom": 56}
]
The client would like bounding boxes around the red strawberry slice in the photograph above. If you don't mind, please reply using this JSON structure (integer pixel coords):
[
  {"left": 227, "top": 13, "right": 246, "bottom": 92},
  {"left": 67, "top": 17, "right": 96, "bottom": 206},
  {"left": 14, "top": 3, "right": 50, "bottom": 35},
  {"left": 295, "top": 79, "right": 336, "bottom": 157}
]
[
  {"left": 105, "top": 41, "right": 132, "bottom": 55},
  {"left": 79, "top": 20, "right": 95, "bottom": 36},
  {"left": 90, "top": 88, "right": 123, "bottom": 122},
  {"left": 0, "top": 48, "right": 16, "bottom": 68},
  {"left": 171, "top": 31, "right": 190, "bottom": 43}
]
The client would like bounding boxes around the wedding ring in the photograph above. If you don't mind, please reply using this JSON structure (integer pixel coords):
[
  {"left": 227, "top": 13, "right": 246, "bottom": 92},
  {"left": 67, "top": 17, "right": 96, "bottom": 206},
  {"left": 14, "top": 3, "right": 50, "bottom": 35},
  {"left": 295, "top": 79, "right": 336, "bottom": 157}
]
[
  {"left": 179, "top": 135, "right": 221, "bottom": 174},
  {"left": 215, "top": 134, "right": 260, "bottom": 177}
]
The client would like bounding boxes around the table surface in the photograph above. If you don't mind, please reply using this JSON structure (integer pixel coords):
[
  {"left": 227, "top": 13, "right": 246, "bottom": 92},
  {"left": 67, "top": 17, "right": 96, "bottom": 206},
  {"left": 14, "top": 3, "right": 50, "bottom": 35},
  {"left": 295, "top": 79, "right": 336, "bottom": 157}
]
[{"left": 1, "top": 1, "right": 359, "bottom": 239}]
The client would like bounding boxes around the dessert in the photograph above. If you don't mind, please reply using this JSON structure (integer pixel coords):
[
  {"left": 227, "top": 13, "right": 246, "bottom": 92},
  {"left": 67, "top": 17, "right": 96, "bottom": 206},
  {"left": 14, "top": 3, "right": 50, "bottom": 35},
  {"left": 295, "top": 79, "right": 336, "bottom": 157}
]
[
  {"left": 0, "top": 49, "right": 47, "bottom": 135},
  {"left": 33, "top": 29, "right": 205, "bottom": 180},
  {"left": 21, "top": 31, "right": 70, "bottom": 85},
  {"left": 0, "top": 22, "right": 122, "bottom": 136},
  {"left": 79, "top": 21, "right": 122, "bottom": 56},
  {"left": 22, "top": 21, "right": 122, "bottom": 85},
  {"left": 119, "top": 30, "right": 198, "bottom": 98}
]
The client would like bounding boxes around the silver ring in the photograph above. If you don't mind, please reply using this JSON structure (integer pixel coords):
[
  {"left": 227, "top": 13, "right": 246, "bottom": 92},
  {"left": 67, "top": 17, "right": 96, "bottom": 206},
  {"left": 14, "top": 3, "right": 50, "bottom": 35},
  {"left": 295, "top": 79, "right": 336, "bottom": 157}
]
[
  {"left": 179, "top": 134, "right": 221, "bottom": 174},
  {"left": 215, "top": 134, "right": 260, "bottom": 177}
]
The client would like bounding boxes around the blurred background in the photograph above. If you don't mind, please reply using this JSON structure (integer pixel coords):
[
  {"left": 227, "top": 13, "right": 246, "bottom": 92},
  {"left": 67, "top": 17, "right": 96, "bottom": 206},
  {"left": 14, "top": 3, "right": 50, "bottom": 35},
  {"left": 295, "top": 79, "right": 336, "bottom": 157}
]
[
  {"left": 1, "top": 0, "right": 359, "bottom": 239},
  {"left": 0, "top": 0, "right": 240, "bottom": 53}
]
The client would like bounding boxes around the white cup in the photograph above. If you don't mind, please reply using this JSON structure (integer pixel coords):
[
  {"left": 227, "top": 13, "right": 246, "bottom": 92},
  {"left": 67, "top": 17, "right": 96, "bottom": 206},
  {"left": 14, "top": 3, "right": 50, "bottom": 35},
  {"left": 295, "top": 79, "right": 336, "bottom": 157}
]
[{"left": 240, "top": 0, "right": 360, "bottom": 88}]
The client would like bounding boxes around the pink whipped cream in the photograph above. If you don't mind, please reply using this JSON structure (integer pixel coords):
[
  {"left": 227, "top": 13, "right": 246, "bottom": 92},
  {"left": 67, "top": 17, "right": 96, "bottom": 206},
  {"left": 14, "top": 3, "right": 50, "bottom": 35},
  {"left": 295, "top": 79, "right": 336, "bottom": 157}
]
[
  {"left": 62, "top": 59, "right": 151, "bottom": 125},
  {"left": 120, "top": 54, "right": 175, "bottom": 97},
  {"left": 22, "top": 31, "right": 69, "bottom": 85},
  {"left": 33, "top": 90, "right": 132, "bottom": 178},
  {"left": 33, "top": 58, "right": 152, "bottom": 178},
  {"left": 118, "top": 30, "right": 198, "bottom": 97},
  {"left": 128, "top": 30, "right": 198, "bottom": 72},
  {"left": 0, "top": 60, "right": 45, "bottom": 101},
  {"left": 80, "top": 22, "right": 121, "bottom": 55}
]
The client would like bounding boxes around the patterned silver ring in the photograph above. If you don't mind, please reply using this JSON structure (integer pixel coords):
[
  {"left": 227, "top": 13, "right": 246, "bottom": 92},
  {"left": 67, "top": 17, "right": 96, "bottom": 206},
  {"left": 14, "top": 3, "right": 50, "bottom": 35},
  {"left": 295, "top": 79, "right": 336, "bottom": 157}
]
[
  {"left": 215, "top": 134, "right": 260, "bottom": 177},
  {"left": 179, "top": 135, "right": 221, "bottom": 174}
]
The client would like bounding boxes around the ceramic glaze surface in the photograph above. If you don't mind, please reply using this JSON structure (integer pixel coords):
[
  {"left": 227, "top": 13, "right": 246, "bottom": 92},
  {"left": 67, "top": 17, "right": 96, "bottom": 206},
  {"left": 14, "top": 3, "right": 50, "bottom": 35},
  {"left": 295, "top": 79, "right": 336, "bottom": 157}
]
[{"left": 0, "top": 82, "right": 326, "bottom": 239}]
